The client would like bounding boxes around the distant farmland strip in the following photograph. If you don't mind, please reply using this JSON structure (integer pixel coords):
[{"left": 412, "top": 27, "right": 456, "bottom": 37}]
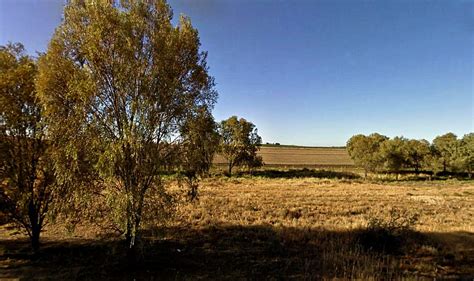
[{"left": 214, "top": 146, "right": 354, "bottom": 167}]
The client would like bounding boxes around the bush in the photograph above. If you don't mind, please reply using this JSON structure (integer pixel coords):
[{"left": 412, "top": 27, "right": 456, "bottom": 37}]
[{"left": 357, "top": 208, "right": 419, "bottom": 254}]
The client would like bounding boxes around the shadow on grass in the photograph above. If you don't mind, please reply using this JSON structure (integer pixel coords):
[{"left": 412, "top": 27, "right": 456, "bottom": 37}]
[
  {"left": 237, "top": 168, "right": 360, "bottom": 179},
  {"left": 2, "top": 225, "right": 473, "bottom": 280}
]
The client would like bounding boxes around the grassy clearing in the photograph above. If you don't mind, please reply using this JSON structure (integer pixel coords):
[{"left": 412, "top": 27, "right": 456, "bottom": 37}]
[{"left": 1, "top": 176, "right": 473, "bottom": 279}]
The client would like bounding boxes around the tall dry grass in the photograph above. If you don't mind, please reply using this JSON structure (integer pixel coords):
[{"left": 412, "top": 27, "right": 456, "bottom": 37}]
[{"left": 1, "top": 176, "right": 473, "bottom": 279}]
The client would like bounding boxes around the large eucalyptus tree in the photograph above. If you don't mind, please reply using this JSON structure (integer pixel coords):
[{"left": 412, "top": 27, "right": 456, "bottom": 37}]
[
  {"left": 37, "top": 0, "right": 216, "bottom": 250},
  {"left": 0, "top": 43, "right": 55, "bottom": 252}
]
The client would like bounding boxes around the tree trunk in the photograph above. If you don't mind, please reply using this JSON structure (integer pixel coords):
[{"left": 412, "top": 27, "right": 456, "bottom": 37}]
[
  {"left": 125, "top": 216, "right": 138, "bottom": 251},
  {"left": 125, "top": 197, "right": 133, "bottom": 247},
  {"left": 31, "top": 225, "right": 40, "bottom": 253},
  {"left": 125, "top": 213, "right": 138, "bottom": 267},
  {"left": 228, "top": 162, "right": 233, "bottom": 177},
  {"left": 125, "top": 187, "right": 146, "bottom": 266},
  {"left": 125, "top": 220, "right": 133, "bottom": 247},
  {"left": 28, "top": 200, "right": 41, "bottom": 253},
  {"left": 126, "top": 233, "right": 137, "bottom": 267}
]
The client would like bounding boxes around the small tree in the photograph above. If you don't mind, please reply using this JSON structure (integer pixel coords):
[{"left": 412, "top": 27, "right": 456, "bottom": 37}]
[
  {"left": 36, "top": 0, "right": 216, "bottom": 251},
  {"left": 243, "top": 154, "right": 264, "bottom": 174},
  {"left": 179, "top": 107, "right": 220, "bottom": 201},
  {"left": 218, "top": 116, "right": 262, "bottom": 176},
  {"left": 432, "top": 133, "right": 458, "bottom": 173},
  {"left": 0, "top": 43, "right": 56, "bottom": 252},
  {"left": 457, "top": 133, "right": 474, "bottom": 178},
  {"left": 405, "top": 139, "right": 431, "bottom": 174},
  {"left": 346, "top": 133, "right": 388, "bottom": 178},
  {"left": 380, "top": 137, "right": 409, "bottom": 179}
]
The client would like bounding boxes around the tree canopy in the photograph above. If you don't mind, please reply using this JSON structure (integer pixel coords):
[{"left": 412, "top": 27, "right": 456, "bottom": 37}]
[
  {"left": 380, "top": 137, "right": 409, "bottom": 177},
  {"left": 36, "top": 0, "right": 217, "bottom": 250},
  {"left": 0, "top": 43, "right": 56, "bottom": 252},
  {"left": 405, "top": 139, "right": 431, "bottom": 173},
  {"left": 432, "top": 133, "right": 459, "bottom": 173},
  {"left": 346, "top": 133, "right": 388, "bottom": 177},
  {"left": 218, "top": 116, "right": 262, "bottom": 176},
  {"left": 347, "top": 132, "right": 473, "bottom": 179},
  {"left": 457, "top": 133, "right": 474, "bottom": 177},
  {"left": 179, "top": 107, "right": 220, "bottom": 200}
]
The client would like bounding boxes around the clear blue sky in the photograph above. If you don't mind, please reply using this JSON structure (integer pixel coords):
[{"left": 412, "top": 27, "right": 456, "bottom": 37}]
[{"left": 1, "top": 0, "right": 472, "bottom": 146}]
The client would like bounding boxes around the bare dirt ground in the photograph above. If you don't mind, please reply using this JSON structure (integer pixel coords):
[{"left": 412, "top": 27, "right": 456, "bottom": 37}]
[{"left": 1, "top": 177, "right": 473, "bottom": 280}]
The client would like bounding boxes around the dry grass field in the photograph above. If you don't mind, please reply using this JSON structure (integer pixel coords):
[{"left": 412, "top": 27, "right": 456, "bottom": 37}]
[
  {"left": 1, "top": 176, "right": 473, "bottom": 280},
  {"left": 214, "top": 146, "right": 354, "bottom": 168}
]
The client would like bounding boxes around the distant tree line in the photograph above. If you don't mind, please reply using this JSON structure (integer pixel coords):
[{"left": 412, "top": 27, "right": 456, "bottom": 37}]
[{"left": 346, "top": 133, "right": 473, "bottom": 179}]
